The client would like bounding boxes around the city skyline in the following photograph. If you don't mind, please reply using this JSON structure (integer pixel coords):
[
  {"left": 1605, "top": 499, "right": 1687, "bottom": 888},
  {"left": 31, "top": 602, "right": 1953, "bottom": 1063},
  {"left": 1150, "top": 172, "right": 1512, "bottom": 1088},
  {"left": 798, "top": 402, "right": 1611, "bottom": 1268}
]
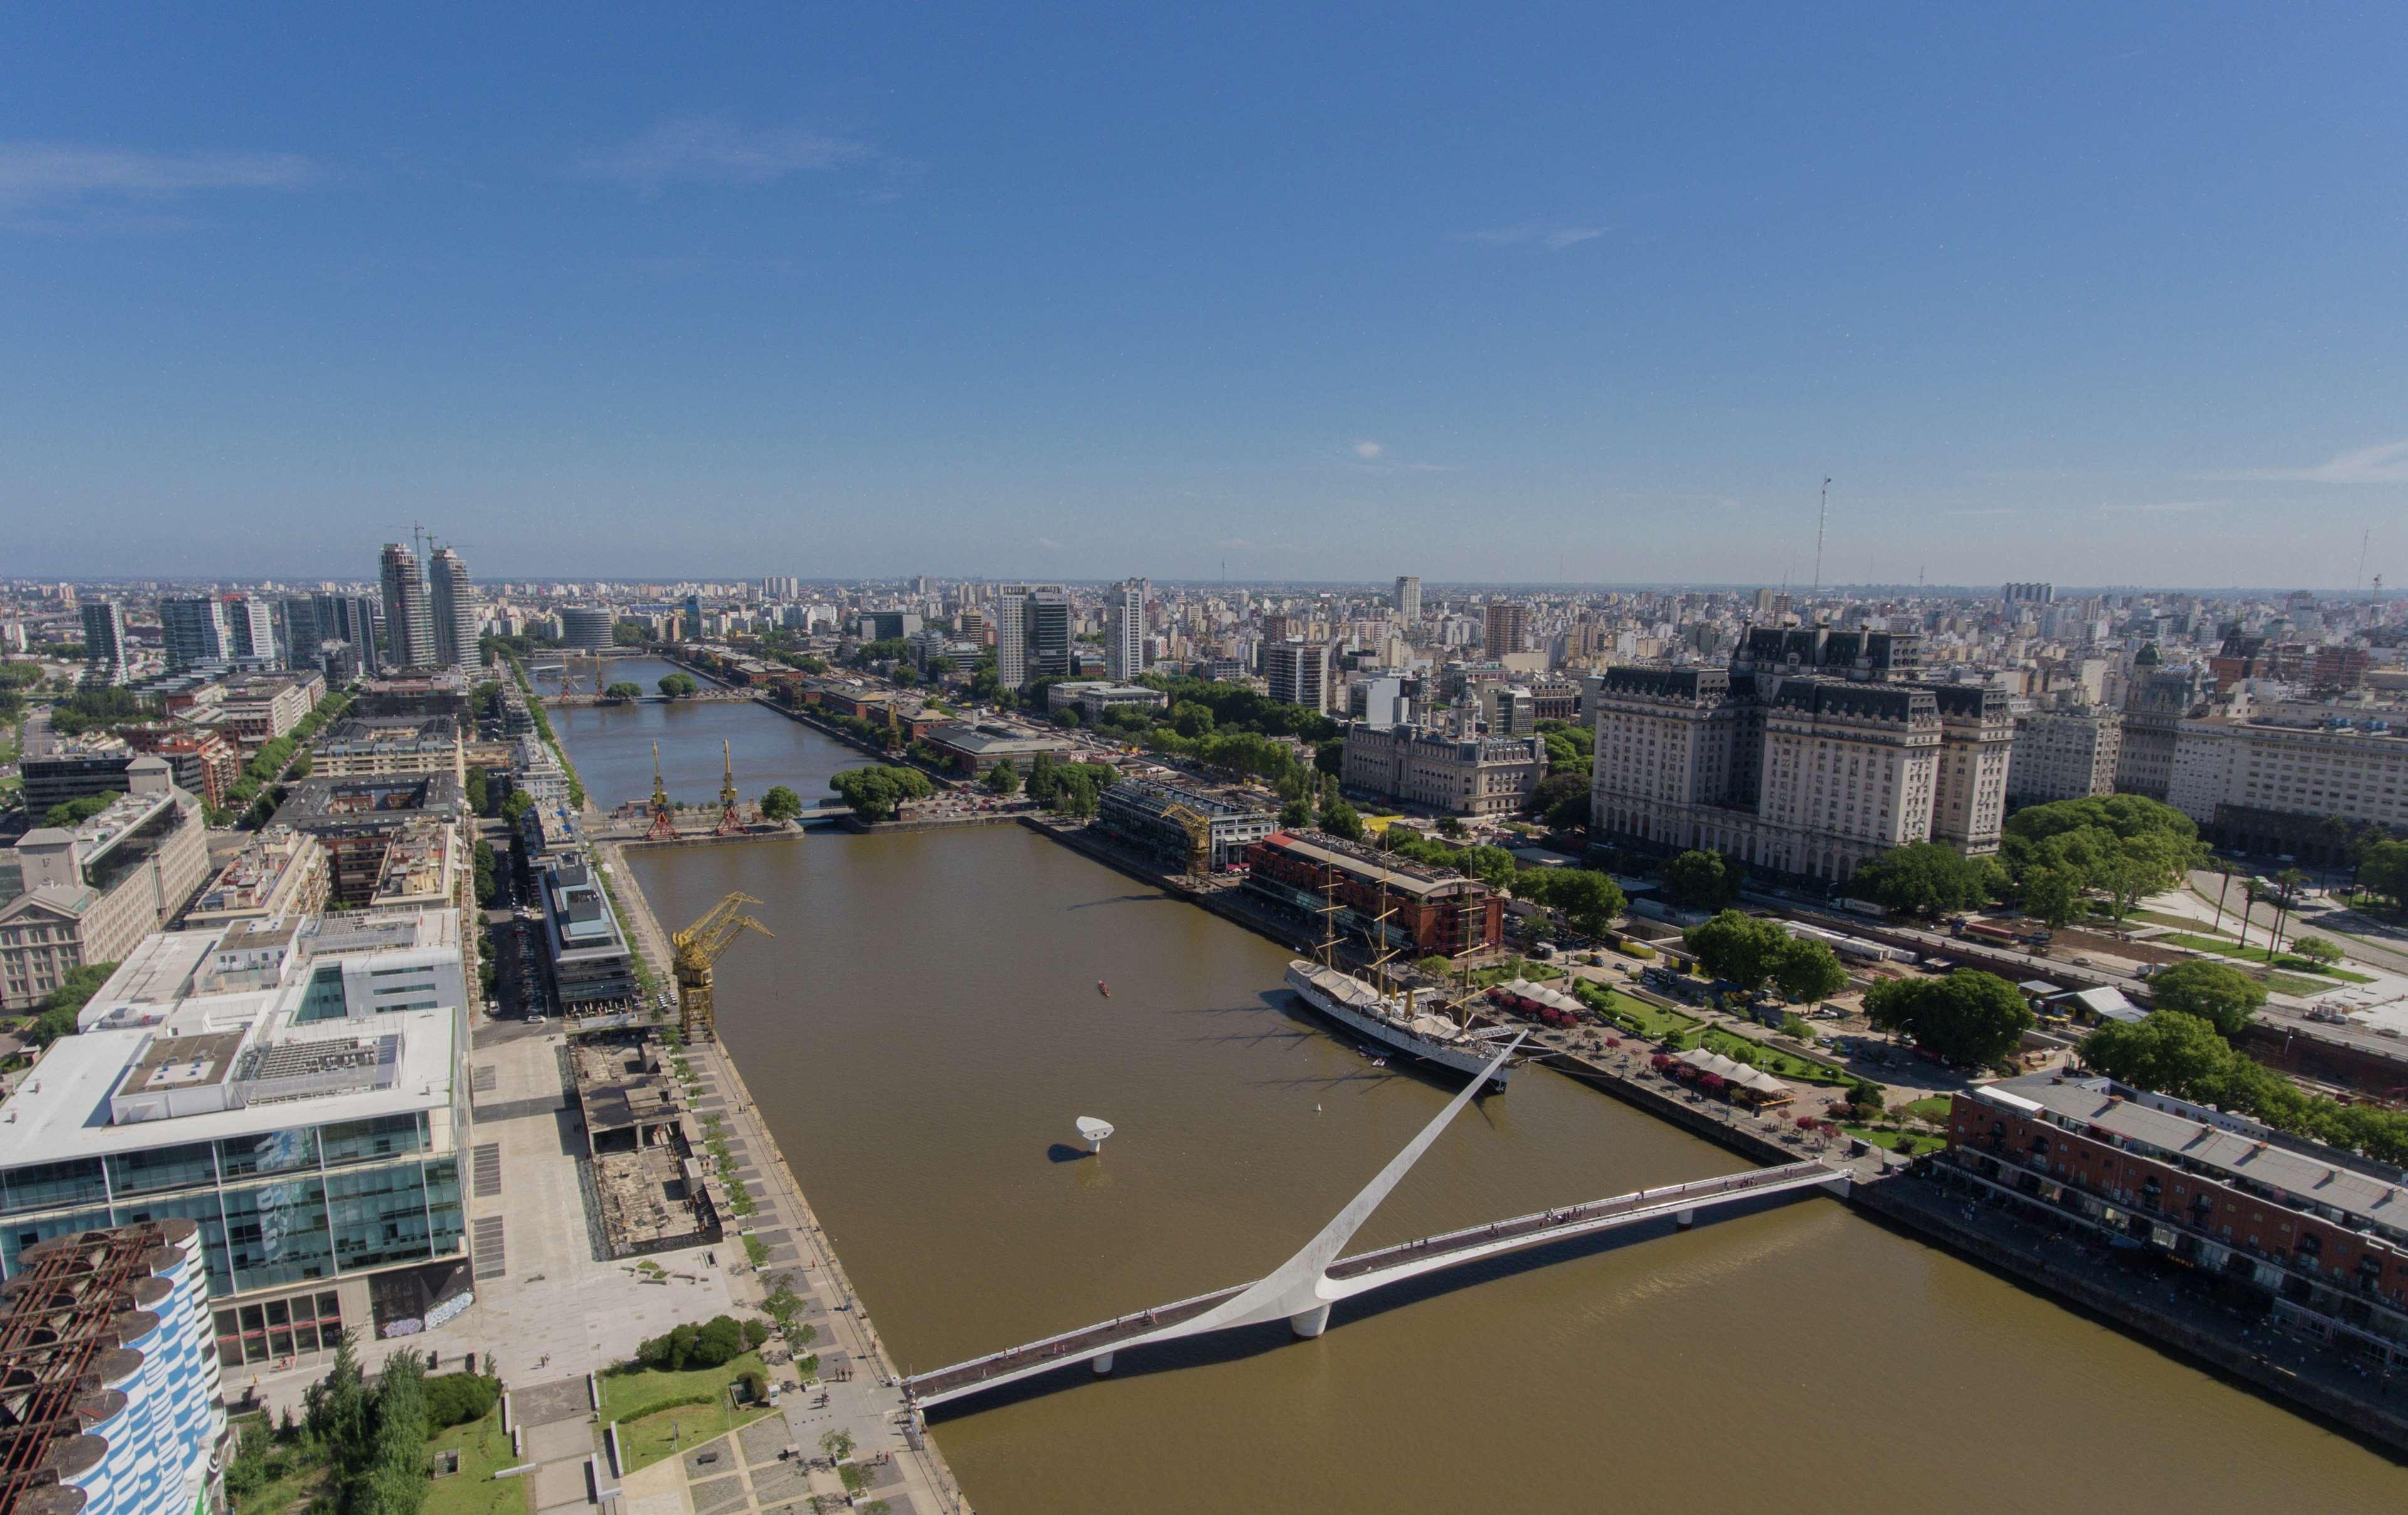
[{"left": 4, "top": 7, "right": 2404, "bottom": 586}]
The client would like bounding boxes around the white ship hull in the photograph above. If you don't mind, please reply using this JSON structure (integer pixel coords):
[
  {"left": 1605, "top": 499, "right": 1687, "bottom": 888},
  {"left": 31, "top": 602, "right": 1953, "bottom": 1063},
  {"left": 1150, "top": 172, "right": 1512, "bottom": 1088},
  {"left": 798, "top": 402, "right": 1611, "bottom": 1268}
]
[{"left": 1285, "top": 961, "right": 1513, "bottom": 1088}]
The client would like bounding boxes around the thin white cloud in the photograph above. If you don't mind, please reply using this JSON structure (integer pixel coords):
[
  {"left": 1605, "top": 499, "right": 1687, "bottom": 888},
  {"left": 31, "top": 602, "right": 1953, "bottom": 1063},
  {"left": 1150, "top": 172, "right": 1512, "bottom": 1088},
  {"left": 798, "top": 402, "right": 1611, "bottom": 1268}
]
[
  {"left": 1352, "top": 440, "right": 1384, "bottom": 460},
  {"left": 2099, "top": 500, "right": 2215, "bottom": 514},
  {"left": 0, "top": 142, "right": 322, "bottom": 224},
  {"left": 1944, "top": 507, "right": 2019, "bottom": 518},
  {"left": 1458, "top": 221, "right": 1610, "bottom": 251},
  {"left": 582, "top": 116, "right": 874, "bottom": 193},
  {"left": 2207, "top": 440, "right": 2408, "bottom": 485}
]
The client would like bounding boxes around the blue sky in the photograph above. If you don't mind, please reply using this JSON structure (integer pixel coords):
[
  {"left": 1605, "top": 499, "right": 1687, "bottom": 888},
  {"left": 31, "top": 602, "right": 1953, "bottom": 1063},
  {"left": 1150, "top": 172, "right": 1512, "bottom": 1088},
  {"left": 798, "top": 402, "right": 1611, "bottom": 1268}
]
[{"left": 4, "top": 3, "right": 2403, "bottom": 587}]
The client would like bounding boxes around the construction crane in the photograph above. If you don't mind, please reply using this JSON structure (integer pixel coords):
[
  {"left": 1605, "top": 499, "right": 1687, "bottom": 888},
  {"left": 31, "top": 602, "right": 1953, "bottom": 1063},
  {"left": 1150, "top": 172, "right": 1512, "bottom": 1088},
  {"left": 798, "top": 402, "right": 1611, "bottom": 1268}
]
[
  {"left": 714, "top": 739, "right": 745, "bottom": 836},
  {"left": 673, "top": 891, "right": 772, "bottom": 1042},
  {"left": 645, "top": 741, "right": 679, "bottom": 841},
  {"left": 1159, "top": 800, "right": 1214, "bottom": 877}
]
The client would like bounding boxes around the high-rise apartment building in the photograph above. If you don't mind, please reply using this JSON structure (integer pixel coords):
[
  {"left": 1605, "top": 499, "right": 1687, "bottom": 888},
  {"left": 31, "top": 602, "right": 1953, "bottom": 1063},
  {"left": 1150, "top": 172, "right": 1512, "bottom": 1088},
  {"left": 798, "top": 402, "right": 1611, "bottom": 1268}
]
[
  {"left": 158, "top": 596, "right": 227, "bottom": 670},
  {"left": 310, "top": 592, "right": 383, "bottom": 675},
  {"left": 997, "top": 584, "right": 1069, "bottom": 687},
  {"left": 2003, "top": 582, "right": 2056, "bottom": 604},
  {"left": 1483, "top": 600, "right": 1529, "bottom": 656},
  {"left": 1588, "top": 626, "right": 2011, "bottom": 884},
  {"left": 1106, "top": 578, "right": 1147, "bottom": 681},
  {"left": 277, "top": 594, "right": 322, "bottom": 668},
  {"left": 80, "top": 598, "right": 128, "bottom": 679},
  {"left": 1394, "top": 576, "right": 1422, "bottom": 625},
  {"left": 1264, "top": 640, "right": 1329, "bottom": 712},
  {"left": 379, "top": 542, "right": 436, "bottom": 670},
  {"left": 224, "top": 595, "right": 278, "bottom": 667},
  {"left": 428, "top": 545, "right": 479, "bottom": 670}
]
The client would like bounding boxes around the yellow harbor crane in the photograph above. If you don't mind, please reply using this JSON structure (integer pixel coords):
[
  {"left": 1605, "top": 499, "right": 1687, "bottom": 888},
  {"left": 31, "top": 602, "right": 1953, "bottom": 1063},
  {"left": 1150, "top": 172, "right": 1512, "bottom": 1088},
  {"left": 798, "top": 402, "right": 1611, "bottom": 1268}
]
[
  {"left": 1158, "top": 800, "right": 1214, "bottom": 877},
  {"left": 645, "top": 741, "right": 679, "bottom": 841},
  {"left": 714, "top": 739, "right": 745, "bottom": 836},
  {"left": 672, "top": 891, "right": 772, "bottom": 1042}
]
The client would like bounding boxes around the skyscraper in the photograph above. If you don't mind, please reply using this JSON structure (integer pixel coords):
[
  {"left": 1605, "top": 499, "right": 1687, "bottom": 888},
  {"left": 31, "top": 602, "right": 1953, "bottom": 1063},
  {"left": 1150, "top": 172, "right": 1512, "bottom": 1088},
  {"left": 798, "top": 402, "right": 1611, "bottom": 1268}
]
[
  {"left": 1264, "top": 640, "right": 1329, "bottom": 713},
  {"left": 80, "top": 598, "right": 128, "bottom": 678},
  {"left": 1483, "top": 599, "right": 1529, "bottom": 656},
  {"left": 1106, "top": 578, "right": 1147, "bottom": 681},
  {"left": 428, "top": 545, "right": 479, "bottom": 669},
  {"left": 224, "top": 596, "right": 278, "bottom": 666},
  {"left": 278, "top": 594, "right": 322, "bottom": 667},
  {"left": 379, "top": 542, "right": 436, "bottom": 670},
  {"left": 997, "top": 584, "right": 1030, "bottom": 687},
  {"left": 159, "top": 596, "right": 228, "bottom": 670},
  {"left": 997, "top": 583, "right": 1070, "bottom": 687},
  {"left": 1394, "top": 575, "right": 1421, "bottom": 624},
  {"left": 311, "top": 591, "right": 383, "bottom": 674}
]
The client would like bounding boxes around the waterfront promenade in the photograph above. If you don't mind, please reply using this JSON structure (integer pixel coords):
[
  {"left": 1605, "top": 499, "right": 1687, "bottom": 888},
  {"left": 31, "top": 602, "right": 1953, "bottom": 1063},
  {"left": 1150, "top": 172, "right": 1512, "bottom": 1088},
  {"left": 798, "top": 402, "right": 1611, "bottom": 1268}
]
[{"left": 604, "top": 833, "right": 975, "bottom": 1514}]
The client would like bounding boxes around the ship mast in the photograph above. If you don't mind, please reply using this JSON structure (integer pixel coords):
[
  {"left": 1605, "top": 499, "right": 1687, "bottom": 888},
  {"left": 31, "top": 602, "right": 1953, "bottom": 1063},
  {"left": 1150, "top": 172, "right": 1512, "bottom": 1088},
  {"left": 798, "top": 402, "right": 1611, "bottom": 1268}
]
[{"left": 1369, "top": 872, "right": 1401, "bottom": 1001}]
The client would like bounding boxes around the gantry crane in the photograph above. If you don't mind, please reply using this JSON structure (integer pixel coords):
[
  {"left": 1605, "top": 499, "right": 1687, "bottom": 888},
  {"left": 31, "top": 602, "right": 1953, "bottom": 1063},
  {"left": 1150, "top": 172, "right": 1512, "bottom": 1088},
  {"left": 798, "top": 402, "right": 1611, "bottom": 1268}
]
[
  {"left": 714, "top": 739, "right": 745, "bottom": 836},
  {"left": 672, "top": 891, "right": 773, "bottom": 1042},
  {"left": 1159, "top": 801, "right": 1214, "bottom": 877},
  {"left": 645, "top": 741, "right": 679, "bottom": 840}
]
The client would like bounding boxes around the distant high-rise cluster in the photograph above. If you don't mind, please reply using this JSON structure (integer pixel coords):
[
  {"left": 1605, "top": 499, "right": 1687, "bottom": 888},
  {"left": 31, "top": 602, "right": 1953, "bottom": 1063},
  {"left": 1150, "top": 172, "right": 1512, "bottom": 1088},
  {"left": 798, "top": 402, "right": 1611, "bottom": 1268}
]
[
  {"left": 2003, "top": 582, "right": 2055, "bottom": 604},
  {"left": 1394, "top": 574, "right": 1421, "bottom": 623},
  {"left": 378, "top": 537, "right": 479, "bottom": 671}
]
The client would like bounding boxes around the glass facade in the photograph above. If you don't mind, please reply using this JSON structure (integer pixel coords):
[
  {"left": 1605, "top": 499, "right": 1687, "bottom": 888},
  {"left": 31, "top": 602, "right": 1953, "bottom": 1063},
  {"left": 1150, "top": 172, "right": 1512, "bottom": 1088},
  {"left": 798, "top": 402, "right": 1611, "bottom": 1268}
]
[
  {"left": 215, "top": 1289, "right": 344, "bottom": 1368},
  {"left": 0, "top": 1109, "right": 464, "bottom": 1302}
]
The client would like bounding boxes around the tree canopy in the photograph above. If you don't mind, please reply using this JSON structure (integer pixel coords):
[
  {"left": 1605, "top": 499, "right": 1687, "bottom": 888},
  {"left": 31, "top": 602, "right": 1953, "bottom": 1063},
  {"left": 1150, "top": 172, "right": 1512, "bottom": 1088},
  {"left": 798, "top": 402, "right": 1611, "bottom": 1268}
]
[
  {"left": 2148, "top": 959, "right": 2266, "bottom": 1039},
  {"left": 1998, "top": 794, "right": 2202, "bottom": 919},
  {"left": 759, "top": 784, "right": 804, "bottom": 822},
  {"left": 603, "top": 681, "right": 643, "bottom": 702},
  {"left": 657, "top": 673, "right": 699, "bottom": 699},
  {"left": 28, "top": 961, "right": 118, "bottom": 1047},
  {"left": 1662, "top": 849, "right": 1740, "bottom": 911},
  {"left": 985, "top": 760, "right": 1022, "bottom": 796},
  {"left": 2360, "top": 840, "right": 2408, "bottom": 911},
  {"left": 43, "top": 789, "right": 122, "bottom": 830},
  {"left": 830, "top": 765, "right": 934, "bottom": 821},
  {"left": 1682, "top": 910, "right": 1845, "bottom": 1001},
  {"left": 1848, "top": 842, "right": 2000, "bottom": 917},
  {"left": 1861, "top": 969, "right": 2033, "bottom": 1068}
]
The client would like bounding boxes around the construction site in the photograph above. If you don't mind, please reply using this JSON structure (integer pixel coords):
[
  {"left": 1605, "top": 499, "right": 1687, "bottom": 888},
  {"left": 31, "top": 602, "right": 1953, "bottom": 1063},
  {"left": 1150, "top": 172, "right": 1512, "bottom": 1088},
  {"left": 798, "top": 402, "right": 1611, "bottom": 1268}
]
[{"left": 570, "top": 1032, "right": 724, "bottom": 1259}]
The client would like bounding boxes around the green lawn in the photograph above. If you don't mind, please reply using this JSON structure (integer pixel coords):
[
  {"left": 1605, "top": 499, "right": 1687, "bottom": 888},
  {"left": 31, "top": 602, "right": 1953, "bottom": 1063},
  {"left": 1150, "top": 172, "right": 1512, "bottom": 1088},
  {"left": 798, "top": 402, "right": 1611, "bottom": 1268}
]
[
  {"left": 600, "top": 1351, "right": 768, "bottom": 1423},
  {"left": 2155, "top": 934, "right": 2372, "bottom": 981},
  {"left": 1470, "top": 958, "right": 1567, "bottom": 988},
  {"left": 1901, "top": 1095, "right": 1956, "bottom": 1124},
  {"left": 618, "top": 1399, "right": 778, "bottom": 1474},
  {"left": 2133, "top": 909, "right": 2222, "bottom": 931},
  {"left": 1571, "top": 982, "right": 1700, "bottom": 1040},
  {"left": 425, "top": 1412, "right": 530, "bottom": 1515},
  {"left": 1845, "top": 1126, "right": 1949, "bottom": 1157}
]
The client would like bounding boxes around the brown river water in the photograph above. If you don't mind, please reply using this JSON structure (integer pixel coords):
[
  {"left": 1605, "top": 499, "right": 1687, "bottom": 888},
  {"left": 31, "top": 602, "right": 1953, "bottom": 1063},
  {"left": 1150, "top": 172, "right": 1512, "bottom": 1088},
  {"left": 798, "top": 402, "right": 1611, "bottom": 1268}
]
[{"left": 622, "top": 818, "right": 2408, "bottom": 1514}]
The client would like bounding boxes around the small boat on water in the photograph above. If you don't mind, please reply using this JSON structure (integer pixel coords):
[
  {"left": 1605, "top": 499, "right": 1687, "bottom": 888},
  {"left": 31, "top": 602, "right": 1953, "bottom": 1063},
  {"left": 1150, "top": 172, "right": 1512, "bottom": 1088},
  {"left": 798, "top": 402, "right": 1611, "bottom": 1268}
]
[{"left": 1096, "top": 980, "right": 1111, "bottom": 998}]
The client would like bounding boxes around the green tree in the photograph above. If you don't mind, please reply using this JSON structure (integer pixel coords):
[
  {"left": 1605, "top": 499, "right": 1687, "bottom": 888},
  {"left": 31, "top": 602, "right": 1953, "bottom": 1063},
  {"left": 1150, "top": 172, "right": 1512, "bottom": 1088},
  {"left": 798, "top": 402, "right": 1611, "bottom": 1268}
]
[
  {"left": 1848, "top": 842, "right": 1998, "bottom": 917},
  {"left": 1662, "top": 850, "right": 1740, "bottom": 911},
  {"left": 1280, "top": 797, "right": 1313, "bottom": 829},
  {"left": 657, "top": 673, "right": 699, "bottom": 699},
  {"left": 2021, "top": 865, "right": 2086, "bottom": 928},
  {"left": 603, "top": 680, "right": 643, "bottom": 703},
  {"left": 759, "top": 785, "right": 804, "bottom": 822},
  {"left": 2290, "top": 935, "right": 2343, "bottom": 966},
  {"left": 42, "top": 789, "right": 122, "bottom": 829},
  {"left": 2078, "top": 1010, "right": 2238, "bottom": 1098},
  {"left": 28, "top": 961, "right": 119, "bottom": 1047},
  {"left": 1550, "top": 870, "right": 1627, "bottom": 938},
  {"left": 1320, "top": 796, "right": 1366, "bottom": 842},
  {"left": 2149, "top": 959, "right": 2266, "bottom": 1040},
  {"left": 1415, "top": 954, "right": 1454, "bottom": 979},
  {"left": 464, "top": 765, "right": 491, "bottom": 815},
  {"left": 1862, "top": 969, "right": 2033, "bottom": 1067},
  {"left": 1053, "top": 705, "right": 1081, "bottom": 727},
  {"left": 1525, "top": 771, "right": 1591, "bottom": 829},
  {"left": 1771, "top": 937, "right": 1849, "bottom": 1005},
  {"left": 985, "top": 761, "right": 1022, "bottom": 796},
  {"left": 1682, "top": 911, "right": 1791, "bottom": 992},
  {"left": 830, "top": 765, "right": 935, "bottom": 821},
  {"left": 499, "top": 789, "right": 534, "bottom": 825},
  {"left": 2358, "top": 839, "right": 2408, "bottom": 911}
]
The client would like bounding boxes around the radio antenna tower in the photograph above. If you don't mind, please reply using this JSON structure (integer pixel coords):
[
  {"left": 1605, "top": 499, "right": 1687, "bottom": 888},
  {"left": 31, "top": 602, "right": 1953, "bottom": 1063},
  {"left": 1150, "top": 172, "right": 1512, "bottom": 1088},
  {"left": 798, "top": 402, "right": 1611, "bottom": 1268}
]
[
  {"left": 2358, "top": 526, "right": 2372, "bottom": 594},
  {"left": 1813, "top": 478, "right": 1832, "bottom": 592}
]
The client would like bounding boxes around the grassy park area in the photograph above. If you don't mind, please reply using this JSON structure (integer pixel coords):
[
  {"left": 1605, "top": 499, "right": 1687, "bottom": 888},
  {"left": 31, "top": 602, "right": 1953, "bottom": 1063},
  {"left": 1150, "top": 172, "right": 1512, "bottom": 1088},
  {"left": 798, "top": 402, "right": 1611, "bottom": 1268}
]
[
  {"left": 1690, "top": 1027, "right": 1854, "bottom": 1087},
  {"left": 602, "top": 1351, "right": 775, "bottom": 1473},
  {"left": 425, "top": 1412, "right": 529, "bottom": 1515},
  {"left": 1571, "top": 981, "right": 1700, "bottom": 1040}
]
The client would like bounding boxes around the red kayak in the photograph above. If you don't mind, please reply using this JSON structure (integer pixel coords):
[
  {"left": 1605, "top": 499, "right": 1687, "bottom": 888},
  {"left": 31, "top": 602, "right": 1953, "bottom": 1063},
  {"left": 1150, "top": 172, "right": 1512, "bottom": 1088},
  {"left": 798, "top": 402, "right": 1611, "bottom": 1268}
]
[{"left": 1096, "top": 981, "right": 1111, "bottom": 998}]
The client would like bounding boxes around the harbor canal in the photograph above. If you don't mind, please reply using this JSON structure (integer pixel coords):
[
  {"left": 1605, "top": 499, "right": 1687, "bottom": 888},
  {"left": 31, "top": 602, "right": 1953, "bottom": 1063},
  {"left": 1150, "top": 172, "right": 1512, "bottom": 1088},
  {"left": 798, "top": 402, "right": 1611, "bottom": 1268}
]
[{"left": 628, "top": 823, "right": 2408, "bottom": 1514}]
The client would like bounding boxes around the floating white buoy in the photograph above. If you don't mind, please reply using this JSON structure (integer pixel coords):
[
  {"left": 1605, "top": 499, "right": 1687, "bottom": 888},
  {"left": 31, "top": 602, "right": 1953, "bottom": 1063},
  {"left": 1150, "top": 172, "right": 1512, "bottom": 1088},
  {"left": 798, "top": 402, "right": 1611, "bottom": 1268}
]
[{"left": 1076, "top": 1116, "right": 1114, "bottom": 1154}]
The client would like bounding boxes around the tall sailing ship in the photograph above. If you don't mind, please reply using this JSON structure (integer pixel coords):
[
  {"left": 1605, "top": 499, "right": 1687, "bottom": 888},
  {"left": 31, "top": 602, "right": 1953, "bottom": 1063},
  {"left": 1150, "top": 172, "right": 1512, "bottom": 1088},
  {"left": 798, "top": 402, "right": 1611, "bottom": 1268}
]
[{"left": 1282, "top": 869, "right": 1517, "bottom": 1089}]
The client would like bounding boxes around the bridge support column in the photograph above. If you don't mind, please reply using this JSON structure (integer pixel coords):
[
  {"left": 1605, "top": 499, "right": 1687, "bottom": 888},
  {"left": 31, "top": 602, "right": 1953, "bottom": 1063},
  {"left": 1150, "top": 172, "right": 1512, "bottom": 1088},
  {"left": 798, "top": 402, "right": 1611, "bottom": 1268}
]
[
  {"left": 1290, "top": 1302, "right": 1332, "bottom": 1339},
  {"left": 1093, "top": 1352, "right": 1114, "bottom": 1375},
  {"left": 1675, "top": 1208, "right": 1696, "bottom": 1231}
]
